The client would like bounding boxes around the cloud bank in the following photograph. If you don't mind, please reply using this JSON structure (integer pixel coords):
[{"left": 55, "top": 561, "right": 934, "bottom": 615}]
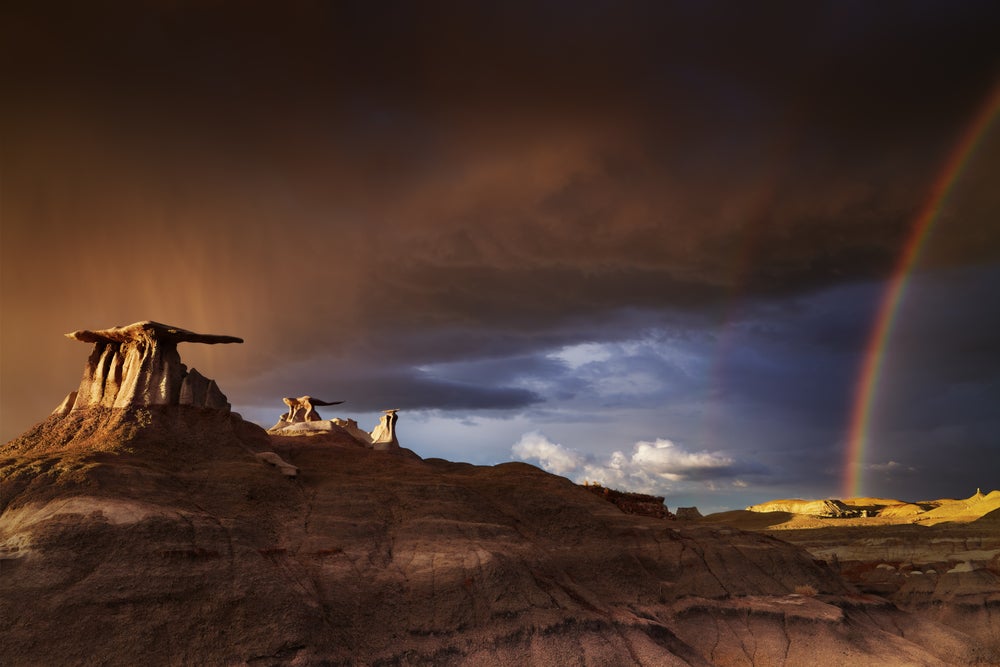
[{"left": 512, "top": 432, "right": 752, "bottom": 497}]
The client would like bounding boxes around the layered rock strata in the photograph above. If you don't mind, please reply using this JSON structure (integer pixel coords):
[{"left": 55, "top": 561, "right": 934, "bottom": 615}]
[{"left": 54, "top": 321, "right": 242, "bottom": 414}]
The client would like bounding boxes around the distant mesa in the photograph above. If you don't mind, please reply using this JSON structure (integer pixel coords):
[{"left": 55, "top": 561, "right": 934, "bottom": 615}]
[
  {"left": 746, "top": 498, "right": 855, "bottom": 519},
  {"left": 53, "top": 320, "right": 242, "bottom": 415},
  {"left": 744, "top": 489, "right": 1000, "bottom": 525}
]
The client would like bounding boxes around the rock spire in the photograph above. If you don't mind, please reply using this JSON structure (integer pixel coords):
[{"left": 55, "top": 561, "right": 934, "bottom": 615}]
[
  {"left": 54, "top": 320, "right": 242, "bottom": 414},
  {"left": 370, "top": 409, "right": 400, "bottom": 449}
]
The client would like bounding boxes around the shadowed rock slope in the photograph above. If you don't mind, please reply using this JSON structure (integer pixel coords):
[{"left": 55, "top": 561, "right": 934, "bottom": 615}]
[{"left": 1, "top": 409, "right": 987, "bottom": 665}]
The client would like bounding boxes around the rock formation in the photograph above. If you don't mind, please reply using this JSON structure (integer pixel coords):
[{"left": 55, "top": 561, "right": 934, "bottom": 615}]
[
  {"left": 278, "top": 396, "right": 344, "bottom": 423},
  {"left": 331, "top": 417, "right": 374, "bottom": 444},
  {"left": 370, "top": 409, "right": 399, "bottom": 449},
  {"left": 269, "top": 404, "right": 400, "bottom": 450},
  {"left": 54, "top": 321, "right": 242, "bottom": 414},
  {"left": 676, "top": 506, "right": 703, "bottom": 520},
  {"left": 267, "top": 398, "right": 366, "bottom": 441},
  {"left": 582, "top": 483, "right": 674, "bottom": 519}
]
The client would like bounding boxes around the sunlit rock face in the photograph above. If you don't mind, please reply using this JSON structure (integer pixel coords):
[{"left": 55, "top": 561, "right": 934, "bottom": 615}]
[
  {"left": 278, "top": 396, "right": 344, "bottom": 423},
  {"left": 746, "top": 498, "right": 855, "bottom": 518},
  {"left": 370, "top": 409, "right": 399, "bottom": 449},
  {"left": 54, "top": 321, "right": 242, "bottom": 413},
  {"left": 267, "top": 396, "right": 346, "bottom": 433}
]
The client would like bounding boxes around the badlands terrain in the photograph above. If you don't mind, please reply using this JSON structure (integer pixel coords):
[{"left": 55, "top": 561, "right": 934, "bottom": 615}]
[
  {"left": 4, "top": 407, "right": 997, "bottom": 666},
  {"left": 693, "top": 492, "right": 1000, "bottom": 663},
  {"left": 1, "top": 321, "right": 997, "bottom": 665}
]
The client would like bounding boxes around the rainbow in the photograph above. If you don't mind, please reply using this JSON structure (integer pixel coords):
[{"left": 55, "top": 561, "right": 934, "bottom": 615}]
[{"left": 843, "top": 83, "right": 1000, "bottom": 499}]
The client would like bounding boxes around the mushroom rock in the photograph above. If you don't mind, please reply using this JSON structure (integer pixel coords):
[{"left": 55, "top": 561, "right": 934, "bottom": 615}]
[
  {"left": 370, "top": 409, "right": 399, "bottom": 450},
  {"left": 61, "top": 321, "right": 242, "bottom": 412}
]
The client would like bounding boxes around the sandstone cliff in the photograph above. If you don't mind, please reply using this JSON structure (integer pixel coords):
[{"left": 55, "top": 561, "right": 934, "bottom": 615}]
[{"left": 0, "top": 408, "right": 986, "bottom": 666}]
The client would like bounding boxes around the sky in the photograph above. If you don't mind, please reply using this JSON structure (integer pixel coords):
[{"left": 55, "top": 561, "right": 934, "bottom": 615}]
[{"left": 2, "top": 1, "right": 999, "bottom": 512}]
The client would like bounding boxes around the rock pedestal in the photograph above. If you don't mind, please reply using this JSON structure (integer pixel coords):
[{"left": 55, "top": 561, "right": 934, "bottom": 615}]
[
  {"left": 370, "top": 409, "right": 399, "bottom": 450},
  {"left": 54, "top": 321, "right": 242, "bottom": 414}
]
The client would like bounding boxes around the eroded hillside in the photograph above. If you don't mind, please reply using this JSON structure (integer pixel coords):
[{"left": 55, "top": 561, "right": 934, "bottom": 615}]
[{"left": 1, "top": 407, "right": 991, "bottom": 665}]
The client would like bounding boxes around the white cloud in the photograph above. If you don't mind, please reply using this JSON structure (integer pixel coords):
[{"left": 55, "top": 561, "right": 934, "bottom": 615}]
[
  {"left": 511, "top": 432, "right": 588, "bottom": 475},
  {"left": 630, "top": 439, "right": 735, "bottom": 479},
  {"left": 866, "top": 460, "right": 916, "bottom": 473},
  {"left": 548, "top": 342, "right": 614, "bottom": 369},
  {"left": 511, "top": 433, "right": 742, "bottom": 495}
]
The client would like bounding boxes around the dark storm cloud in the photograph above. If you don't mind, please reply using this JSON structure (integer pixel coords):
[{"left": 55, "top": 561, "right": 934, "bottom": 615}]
[
  {"left": 235, "top": 355, "right": 541, "bottom": 413},
  {"left": 2, "top": 1, "right": 999, "bottom": 506}
]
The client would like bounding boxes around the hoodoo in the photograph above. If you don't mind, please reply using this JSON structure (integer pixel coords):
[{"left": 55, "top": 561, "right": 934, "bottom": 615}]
[
  {"left": 370, "top": 408, "right": 399, "bottom": 449},
  {"left": 54, "top": 320, "right": 242, "bottom": 414}
]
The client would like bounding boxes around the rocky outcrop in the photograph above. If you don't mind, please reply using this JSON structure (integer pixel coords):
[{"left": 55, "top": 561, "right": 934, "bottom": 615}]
[
  {"left": 582, "top": 483, "right": 675, "bottom": 519},
  {"left": 51, "top": 391, "right": 77, "bottom": 415},
  {"left": 54, "top": 321, "right": 242, "bottom": 414},
  {"left": 330, "top": 417, "right": 373, "bottom": 444},
  {"left": 271, "top": 406, "right": 401, "bottom": 449},
  {"left": 278, "top": 396, "right": 344, "bottom": 423},
  {"left": 370, "top": 408, "right": 399, "bottom": 449},
  {"left": 267, "top": 396, "right": 346, "bottom": 433},
  {"left": 676, "top": 506, "right": 703, "bottom": 520}
]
